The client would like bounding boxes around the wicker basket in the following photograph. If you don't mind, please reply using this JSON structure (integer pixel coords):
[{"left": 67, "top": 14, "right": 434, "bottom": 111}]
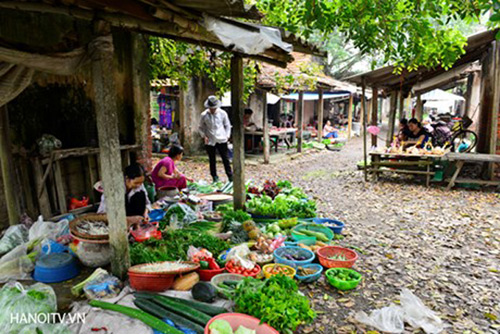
[{"left": 69, "top": 214, "right": 109, "bottom": 240}]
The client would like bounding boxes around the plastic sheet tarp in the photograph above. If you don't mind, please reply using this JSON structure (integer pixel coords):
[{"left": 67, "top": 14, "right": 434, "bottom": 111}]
[{"left": 202, "top": 15, "right": 292, "bottom": 55}]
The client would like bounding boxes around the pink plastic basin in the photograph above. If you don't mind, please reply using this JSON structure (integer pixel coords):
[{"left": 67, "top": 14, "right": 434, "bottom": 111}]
[{"left": 204, "top": 313, "right": 279, "bottom": 334}]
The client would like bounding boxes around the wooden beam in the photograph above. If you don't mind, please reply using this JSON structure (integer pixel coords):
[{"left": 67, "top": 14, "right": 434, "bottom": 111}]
[
  {"left": 488, "top": 41, "right": 500, "bottom": 178},
  {"left": 386, "top": 92, "right": 398, "bottom": 146},
  {"left": 297, "top": 91, "right": 304, "bottom": 153},
  {"left": 347, "top": 94, "right": 353, "bottom": 139},
  {"left": 362, "top": 77, "right": 368, "bottom": 182},
  {"left": 261, "top": 89, "right": 270, "bottom": 164},
  {"left": 317, "top": 89, "right": 324, "bottom": 141},
  {"left": 53, "top": 161, "right": 67, "bottom": 214},
  {"left": 477, "top": 44, "right": 496, "bottom": 154},
  {"left": 371, "top": 87, "right": 378, "bottom": 147},
  {"left": 32, "top": 158, "right": 51, "bottom": 218},
  {"left": 464, "top": 73, "right": 474, "bottom": 116},
  {"left": 0, "top": 106, "right": 19, "bottom": 225},
  {"left": 90, "top": 23, "right": 129, "bottom": 279},
  {"left": 231, "top": 54, "right": 245, "bottom": 210}
]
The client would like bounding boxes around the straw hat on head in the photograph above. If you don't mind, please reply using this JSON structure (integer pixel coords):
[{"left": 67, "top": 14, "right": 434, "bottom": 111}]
[{"left": 204, "top": 95, "right": 222, "bottom": 109}]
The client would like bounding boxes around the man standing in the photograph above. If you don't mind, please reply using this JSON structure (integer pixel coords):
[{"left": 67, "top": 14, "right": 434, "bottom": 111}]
[{"left": 199, "top": 96, "right": 233, "bottom": 183}]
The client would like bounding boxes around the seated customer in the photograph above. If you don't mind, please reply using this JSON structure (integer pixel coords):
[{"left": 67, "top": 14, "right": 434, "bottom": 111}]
[
  {"left": 97, "top": 163, "right": 150, "bottom": 222},
  {"left": 405, "top": 118, "right": 431, "bottom": 148},
  {"left": 152, "top": 145, "right": 193, "bottom": 191},
  {"left": 323, "top": 120, "right": 339, "bottom": 138},
  {"left": 396, "top": 118, "right": 412, "bottom": 145}
]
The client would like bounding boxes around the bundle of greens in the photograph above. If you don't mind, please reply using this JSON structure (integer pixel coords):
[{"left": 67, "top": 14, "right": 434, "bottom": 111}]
[
  {"left": 246, "top": 194, "right": 316, "bottom": 219},
  {"left": 231, "top": 275, "right": 316, "bottom": 334},
  {"left": 130, "top": 230, "right": 229, "bottom": 265}
]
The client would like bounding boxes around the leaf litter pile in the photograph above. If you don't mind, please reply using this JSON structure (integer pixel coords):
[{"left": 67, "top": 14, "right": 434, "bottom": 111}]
[{"left": 181, "top": 137, "right": 500, "bottom": 333}]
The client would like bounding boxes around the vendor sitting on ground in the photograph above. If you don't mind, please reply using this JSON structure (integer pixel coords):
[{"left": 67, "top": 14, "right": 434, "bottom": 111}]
[
  {"left": 97, "top": 163, "right": 150, "bottom": 223},
  {"left": 323, "top": 120, "right": 339, "bottom": 138},
  {"left": 404, "top": 118, "right": 431, "bottom": 148},
  {"left": 151, "top": 144, "right": 193, "bottom": 191}
]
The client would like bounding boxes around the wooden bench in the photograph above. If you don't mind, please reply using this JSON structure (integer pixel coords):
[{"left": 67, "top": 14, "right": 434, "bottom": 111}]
[{"left": 445, "top": 153, "right": 500, "bottom": 190}]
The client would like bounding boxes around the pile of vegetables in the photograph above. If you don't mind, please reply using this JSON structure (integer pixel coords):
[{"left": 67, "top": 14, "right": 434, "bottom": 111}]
[
  {"left": 246, "top": 194, "right": 316, "bottom": 218},
  {"left": 226, "top": 259, "right": 260, "bottom": 277},
  {"left": 130, "top": 230, "right": 229, "bottom": 265},
  {"left": 209, "top": 319, "right": 256, "bottom": 334},
  {"left": 293, "top": 224, "right": 330, "bottom": 242},
  {"left": 231, "top": 275, "right": 316, "bottom": 334},
  {"left": 91, "top": 292, "right": 229, "bottom": 334}
]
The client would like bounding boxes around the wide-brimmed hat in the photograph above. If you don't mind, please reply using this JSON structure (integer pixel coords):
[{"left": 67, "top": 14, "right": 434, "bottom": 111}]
[{"left": 204, "top": 95, "right": 221, "bottom": 109}]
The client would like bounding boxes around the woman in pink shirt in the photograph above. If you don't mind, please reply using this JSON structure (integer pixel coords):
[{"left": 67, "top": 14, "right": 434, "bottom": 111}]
[{"left": 151, "top": 145, "right": 193, "bottom": 190}]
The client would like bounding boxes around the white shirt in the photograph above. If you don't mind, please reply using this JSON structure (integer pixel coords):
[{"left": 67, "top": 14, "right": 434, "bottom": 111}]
[{"left": 198, "top": 108, "right": 232, "bottom": 146}]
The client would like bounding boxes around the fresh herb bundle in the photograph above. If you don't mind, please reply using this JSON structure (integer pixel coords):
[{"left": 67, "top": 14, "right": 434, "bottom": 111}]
[
  {"left": 130, "top": 229, "right": 229, "bottom": 265},
  {"left": 232, "top": 275, "right": 316, "bottom": 334}
]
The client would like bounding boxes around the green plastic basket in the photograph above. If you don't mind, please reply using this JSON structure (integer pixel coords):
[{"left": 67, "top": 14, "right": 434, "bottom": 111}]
[
  {"left": 325, "top": 268, "right": 362, "bottom": 290},
  {"left": 291, "top": 223, "right": 334, "bottom": 243}
]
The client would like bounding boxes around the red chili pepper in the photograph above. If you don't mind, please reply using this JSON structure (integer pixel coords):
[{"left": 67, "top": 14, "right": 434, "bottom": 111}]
[
  {"left": 207, "top": 257, "right": 220, "bottom": 270},
  {"left": 91, "top": 327, "right": 108, "bottom": 332}
]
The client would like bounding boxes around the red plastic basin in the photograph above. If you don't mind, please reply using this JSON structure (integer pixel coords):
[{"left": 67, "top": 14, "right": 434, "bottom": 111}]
[
  {"left": 198, "top": 268, "right": 225, "bottom": 281},
  {"left": 129, "top": 271, "right": 175, "bottom": 292},
  {"left": 204, "top": 313, "right": 279, "bottom": 334}
]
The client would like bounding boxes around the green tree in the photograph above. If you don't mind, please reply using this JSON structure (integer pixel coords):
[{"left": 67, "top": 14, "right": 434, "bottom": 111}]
[{"left": 255, "top": 0, "right": 498, "bottom": 72}]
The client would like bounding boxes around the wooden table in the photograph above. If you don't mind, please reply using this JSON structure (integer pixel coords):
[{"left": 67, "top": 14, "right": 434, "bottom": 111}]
[
  {"left": 445, "top": 153, "right": 500, "bottom": 190},
  {"left": 369, "top": 152, "right": 445, "bottom": 187},
  {"left": 245, "top": 128, "right": 297, "bottom": 153}
]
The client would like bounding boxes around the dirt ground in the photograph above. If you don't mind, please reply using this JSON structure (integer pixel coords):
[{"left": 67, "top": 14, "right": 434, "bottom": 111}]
[{"left": 180, "top": 136, "right": 500, "bottom": 334}]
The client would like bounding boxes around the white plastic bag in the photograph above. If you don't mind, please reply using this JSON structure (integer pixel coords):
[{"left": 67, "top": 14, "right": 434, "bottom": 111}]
[
  {"left": 0, "top": 244, "right": 36, "bottom": 283},
  {"left": 400, "top": 288, "right": 445, "bottom": 334},
  {"left": 355, "top": 289, "right": 446, "bottom": 334},
  {"left": 355, "top": 305, "right": 404, "bottom": 333},
  {"left": 0, "top": 224, "right": 29, "bottom": 255},
  {"left": 29, "top": 216, "right": 68, "bottom": 241},
  {"left": 226, "top": 244, "right": 254, "bottom": 269}
]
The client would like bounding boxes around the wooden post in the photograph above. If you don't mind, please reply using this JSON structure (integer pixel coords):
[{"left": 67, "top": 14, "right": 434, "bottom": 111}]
[
  {"left": 317, "top": 89, "right": 324, "bottom": 141},
  {"left": 464, "top": 73, "right": 474, "bottom": 116},
  {"left": 386, "top": 91, "right": 398, "bottom": 146},
  {"left": 371, "top": 87, "right": 378, "bottom": 147},
  {"left": 362, "top": 78, "right": 368, "bottom": 182},
  {"left": 53, "top": 161, "right": 67, "bottom": 214},
  {"left": 261, "top": 90, "right": 270, "bottom": 164},
  {"left": 0, "top": 106, "right": 19, "bottom": 225},
  {"left": 297, "top": 91, "right": 304, "bottom": 153},
  {"left": 399, "top": 91, "right": 406, "bottom": 120},
  {"left": 131, "top": 33, "right": 152, "bottom": 170},
  {"left": 231, "top": 54, "right": 245, "bottom": 210},
  {"left": 33, "top": 158, "right": 51, "bottom": 218},
  {"left": 488, "top": 41, "right": 500, "bottom": 178},
  {"left": 90, "top": 24, "right": 129, "bottom": 279},
  {"left": 415, "top": 93, "right": 423, "bottom": 120},
  {"left": 347, "top": 94, "right": 354, "bottom": 139}
]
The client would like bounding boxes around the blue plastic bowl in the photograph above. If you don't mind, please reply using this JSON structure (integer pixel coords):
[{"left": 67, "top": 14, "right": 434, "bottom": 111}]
[
  {"left": 295, "top": 263, "right": 323, "bottom": 283},
  {"left": 149, "top": 209, "right": 166, "bottom": 222},
  {"left": 273, "top": 246, "right": 315, "bottom": 268},
  {"left": 33, "top": 253, "right": 79, "bottom": 283},
  {"left": 313, "top": 218, "right": 345, "bottom": 234}
]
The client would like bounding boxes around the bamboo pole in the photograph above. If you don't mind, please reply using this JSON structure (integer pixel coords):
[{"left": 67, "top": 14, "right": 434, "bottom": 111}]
[
  {"left": 231, "top": 54, "right": 245, "bottom": 210},
  {"left": 386, "top": 91, "right": 398, "bottom": 146},
  {"left": 362, "top": 78, "right": 368, "bottom": 182}
]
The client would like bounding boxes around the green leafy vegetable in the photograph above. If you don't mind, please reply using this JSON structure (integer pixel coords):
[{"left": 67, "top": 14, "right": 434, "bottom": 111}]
[
  {"left": 209, "top": 319, "right": 234, "bottom": 334},
  {"left": 232, "top": 276, "right": 316, "bottom": 334}
]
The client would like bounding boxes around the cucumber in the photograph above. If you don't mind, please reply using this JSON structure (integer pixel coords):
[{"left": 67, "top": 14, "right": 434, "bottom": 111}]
[
  {"left": 134, "top": 298, "right": 204, "bottom": 334},
  {"left": 89, "top": 300, "right": 182, "bottom": 334},
  {"left": 151, "top": 295, "right": 212, "bottom": 325},
  {"left": 223, "top": 280, "right": 239, "bottom": 287},
  {"left": 160, "top": 295, "right": 228, "bottom": 316}
]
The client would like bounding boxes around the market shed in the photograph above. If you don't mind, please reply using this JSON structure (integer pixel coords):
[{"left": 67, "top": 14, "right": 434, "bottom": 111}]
[
  {"left": 0, "top": 0, "right": 314, "bottom": 277},
  {"left": 346, "top": 29, "right": 500, "bottom": 181}
]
